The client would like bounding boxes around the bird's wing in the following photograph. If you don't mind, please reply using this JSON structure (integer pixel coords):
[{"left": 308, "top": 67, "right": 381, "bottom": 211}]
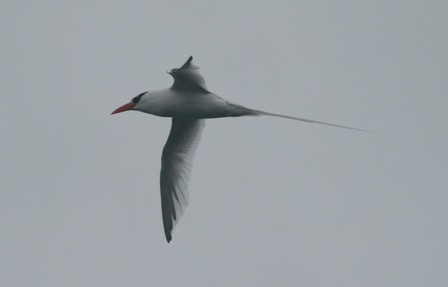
[
  {"left": 160, "top": 118, "right": 205, "bottom": 242},
  {"left": 168, "top": 56, "right": 209, "bottom": 93}
]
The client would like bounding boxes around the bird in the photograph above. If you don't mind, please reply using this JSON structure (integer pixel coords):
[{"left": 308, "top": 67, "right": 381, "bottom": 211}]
[{"left": 111, "top": 56, "right": 371, "bottom": 243}]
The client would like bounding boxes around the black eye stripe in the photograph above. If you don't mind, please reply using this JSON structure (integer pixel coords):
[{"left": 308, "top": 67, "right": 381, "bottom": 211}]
[
  {"left": 132, "top": 91, "right": 147, "bottom": 104},
  {"left": 137, "top": 91, "right": 147, "bottom": 97}
]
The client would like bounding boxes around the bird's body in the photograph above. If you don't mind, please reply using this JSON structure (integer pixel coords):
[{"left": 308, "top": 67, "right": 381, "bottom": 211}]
[
  {"left": 135, "top": 89, "right": 254, "bottom": 119},
  {"left": 112, "top": 56, "right": 370, "bottom": 243}
]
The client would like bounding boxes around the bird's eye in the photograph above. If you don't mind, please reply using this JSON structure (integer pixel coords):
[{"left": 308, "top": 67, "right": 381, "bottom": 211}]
[{"left": 132, "top": 91, "right": 147, "bottom": 104}]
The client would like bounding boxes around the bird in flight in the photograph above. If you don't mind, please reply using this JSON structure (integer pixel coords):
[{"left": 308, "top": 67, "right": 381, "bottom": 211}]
[{"left": 112, "top": 56, "right": 371, "bottom": 242}]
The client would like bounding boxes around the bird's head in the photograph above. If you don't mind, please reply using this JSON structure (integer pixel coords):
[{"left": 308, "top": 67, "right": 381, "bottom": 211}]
[{"left": 111, "top": 91, "right": 148, "bottom": 115}]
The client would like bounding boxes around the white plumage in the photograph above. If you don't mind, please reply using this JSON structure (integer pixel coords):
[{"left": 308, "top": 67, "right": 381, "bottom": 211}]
[{"left": 112, "top": 56, "right": 371, "bottom": 242}]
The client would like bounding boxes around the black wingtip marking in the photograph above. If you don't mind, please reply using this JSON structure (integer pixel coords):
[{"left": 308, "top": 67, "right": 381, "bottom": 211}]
[
  {"left": 180, "top": 56, "right": 194, "bottom": 69},
  {"left": 165, "top": 231, "right": 172, "bottom": 243}
]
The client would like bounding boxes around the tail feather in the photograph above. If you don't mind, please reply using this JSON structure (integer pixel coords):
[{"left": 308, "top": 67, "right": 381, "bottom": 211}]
[{"left": 249, "top": 109, "right": 374, "bottom": 134}]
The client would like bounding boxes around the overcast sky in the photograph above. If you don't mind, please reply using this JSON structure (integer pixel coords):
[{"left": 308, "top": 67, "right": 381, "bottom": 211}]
[{"left": 1, "top": 1, "right": 447, "bottom": 286}]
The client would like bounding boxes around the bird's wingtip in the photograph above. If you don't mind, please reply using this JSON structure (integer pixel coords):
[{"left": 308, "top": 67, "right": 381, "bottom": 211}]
[
  {"left": 166, "top": 234, "right": 172, "bottom": 243},
  {"left": 180, "top": 56, "right": 194, "bottom": 69},
  {"left": 164, "top": 227, "right": 172, "bottom": 243}
]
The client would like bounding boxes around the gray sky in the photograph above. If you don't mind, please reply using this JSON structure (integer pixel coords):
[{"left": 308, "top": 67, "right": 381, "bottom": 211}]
[{"left": 1, "top": 1, "right": 447, "bottom": 286}]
